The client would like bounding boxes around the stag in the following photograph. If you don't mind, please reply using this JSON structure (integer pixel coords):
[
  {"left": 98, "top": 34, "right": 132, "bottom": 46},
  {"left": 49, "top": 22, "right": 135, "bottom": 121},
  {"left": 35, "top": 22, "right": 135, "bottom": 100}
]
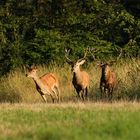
[
  {"left": 99, "top": 49, "right": 123, "bottom": 100},
  {"left": 65, "top": 49, "right": 90, "bottom": 101},
  {"left": 26, "top": 66, "right": 60, "bottom": 103},
  {"left": 89, "top": 48, "right": 122, "bottom": 100},
  {"left": 99, "top": 62, "right": 116, "bottom": 100}
]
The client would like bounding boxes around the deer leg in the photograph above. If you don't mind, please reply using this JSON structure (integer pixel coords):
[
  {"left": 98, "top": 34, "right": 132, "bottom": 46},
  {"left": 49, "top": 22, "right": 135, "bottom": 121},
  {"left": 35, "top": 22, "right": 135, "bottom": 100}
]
[
  {"left": 41, "top": 94, "right": 47, "bottom": 103},
  {"left": 53, "top": 86, "right": 61, "bottom": 103},
  {"left": 109, "top": 86, "right": 113, "bottom": 101},
  {"left": 85, "top": 87, "right": 88, "bottom": 101},
  {"left": 109, "top": 92, "right": 113, "bottom": 101},
  {"left": 57, "top": 87, "right": 61, "bottom": 103},
  {"left": 51, "top": 88, "right": 58, "bottom": 103},
  {"left": 76, "top": 88, "right": 80, "bottom": 99},
  {"left": 50, "top": 94, "right": 55, "bottom": 103},
  {"left": 111, "top": 88, "right": 114, "bottom": 99},
  {"left": 108, "top": 87, "right": 110, "bottom": 99},
  {"left": 100, "top": 85, "right": 104, "bottom": 99},
  {"left": 81, "top": 90, "right": 85, "bottom": 101},
  {"left": 104, "top": 87, "right": 108, "bottom": 98}
]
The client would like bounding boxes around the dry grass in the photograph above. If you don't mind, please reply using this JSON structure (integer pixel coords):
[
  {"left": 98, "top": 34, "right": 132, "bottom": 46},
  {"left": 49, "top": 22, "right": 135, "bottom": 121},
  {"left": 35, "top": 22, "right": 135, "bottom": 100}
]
[
  {"left": 0, "top": 101, "right": 140, "bottom": 111},
  {"left": 0, "top": 59, "right": 140, "bottom": 103}
]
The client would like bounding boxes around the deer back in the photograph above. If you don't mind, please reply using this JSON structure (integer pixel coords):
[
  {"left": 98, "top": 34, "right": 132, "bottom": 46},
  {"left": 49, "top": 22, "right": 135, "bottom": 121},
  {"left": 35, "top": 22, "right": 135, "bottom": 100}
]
[{"left": 40, "top": 73, "right": 59, "bottom": 88}]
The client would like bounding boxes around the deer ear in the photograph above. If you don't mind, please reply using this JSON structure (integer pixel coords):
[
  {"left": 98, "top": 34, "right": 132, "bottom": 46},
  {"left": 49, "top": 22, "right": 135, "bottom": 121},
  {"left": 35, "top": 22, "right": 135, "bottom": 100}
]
[
  {"left": 78, "top": 59, "right": 86, "bottom": 65},
  {"left": 31, "top": 65, "right": 38, "bottom": 70},
  {"left": 34, "top": 65, "right": 37, "bottom": 69},
  {"left": 24, "top": 64, "right": 30, "bottom": 70}
]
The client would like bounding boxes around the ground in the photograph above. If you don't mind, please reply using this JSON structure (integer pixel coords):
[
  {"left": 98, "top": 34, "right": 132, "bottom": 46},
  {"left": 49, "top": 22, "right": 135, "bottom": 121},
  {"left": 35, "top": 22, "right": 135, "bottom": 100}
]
[{"left": 0, "top": 102, "right": 139, "bottom": 140}]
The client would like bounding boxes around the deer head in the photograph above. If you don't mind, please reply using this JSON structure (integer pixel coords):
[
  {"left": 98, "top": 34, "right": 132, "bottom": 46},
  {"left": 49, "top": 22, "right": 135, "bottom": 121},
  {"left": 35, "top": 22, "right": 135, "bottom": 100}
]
[
  {"left": 65, "top": 48, "right": 87, "bottom": 72},
  {"left": 25, "top": 65, "right": 38, "bottom": 78}
]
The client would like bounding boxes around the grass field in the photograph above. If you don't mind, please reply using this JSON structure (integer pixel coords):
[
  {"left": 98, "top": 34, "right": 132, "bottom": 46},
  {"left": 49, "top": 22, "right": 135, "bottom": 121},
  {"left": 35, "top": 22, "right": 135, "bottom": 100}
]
[
  {"left": 0, "top": 59, "right": 140, "bottom": 103},
  {"left": 0, "top": 59, "right": 140, "bottom": 140},
  {"left": 0, "top": 102, "right": 140, "bottom": 140}
]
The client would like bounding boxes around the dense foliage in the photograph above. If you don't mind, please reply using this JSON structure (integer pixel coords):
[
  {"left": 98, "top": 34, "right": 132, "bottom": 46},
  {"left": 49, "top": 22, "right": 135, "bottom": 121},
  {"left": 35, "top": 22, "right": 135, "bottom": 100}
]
[{"left": 0, "top": 0, "right": 140, "bottom": 75}]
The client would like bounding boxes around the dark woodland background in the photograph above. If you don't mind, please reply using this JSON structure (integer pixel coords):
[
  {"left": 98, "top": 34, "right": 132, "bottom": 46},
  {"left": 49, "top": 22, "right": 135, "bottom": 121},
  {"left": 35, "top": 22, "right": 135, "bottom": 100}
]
[{"left": 0, "top": 0, "right": 140, "bottom": 75}]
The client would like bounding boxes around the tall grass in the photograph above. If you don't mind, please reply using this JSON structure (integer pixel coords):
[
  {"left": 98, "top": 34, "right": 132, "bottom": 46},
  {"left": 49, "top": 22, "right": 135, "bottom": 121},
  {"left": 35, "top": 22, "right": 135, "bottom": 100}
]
[{"left": 0, "top": 59, "right": 140, "bottom": 103}]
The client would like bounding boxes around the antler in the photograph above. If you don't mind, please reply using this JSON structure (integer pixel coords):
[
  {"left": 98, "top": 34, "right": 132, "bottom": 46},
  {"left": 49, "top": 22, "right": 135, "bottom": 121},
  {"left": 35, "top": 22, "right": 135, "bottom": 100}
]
[
  {"left": 22, "top": 64, "right": 31, "bottom": 70},
  {"left": 77, "top": 48, "right": 88, "bottom": 62},
  {"left": 117, "top": 48, "right": 123, "bottom": 61},
  {"left": 65, "top": 48, "right": 74, "bottom": 64},
  {"left": 88, "top": 47, "right": 98, "bottom": 61},
  {"left": 107, "top": 48, "right": 123, "bottom": 65},
  {"left": 108, "top": 48, "right": 123, "bottom": 64}
]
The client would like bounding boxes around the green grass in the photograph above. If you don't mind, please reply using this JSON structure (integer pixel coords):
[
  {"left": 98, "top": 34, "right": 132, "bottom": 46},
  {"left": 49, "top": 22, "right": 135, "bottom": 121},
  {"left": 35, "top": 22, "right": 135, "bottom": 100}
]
[{"left": 0, "top": 102, "right": 140, "bottom": 140}]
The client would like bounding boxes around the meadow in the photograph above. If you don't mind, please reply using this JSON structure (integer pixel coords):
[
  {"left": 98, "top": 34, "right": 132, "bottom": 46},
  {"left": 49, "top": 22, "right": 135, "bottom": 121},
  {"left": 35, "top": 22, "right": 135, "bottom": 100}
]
[
  {"left": 0, "top": 59, "right": 140, "bottom": 140},
  {"left": 0, "top": 102, "right": 140, "bottom": 140}
]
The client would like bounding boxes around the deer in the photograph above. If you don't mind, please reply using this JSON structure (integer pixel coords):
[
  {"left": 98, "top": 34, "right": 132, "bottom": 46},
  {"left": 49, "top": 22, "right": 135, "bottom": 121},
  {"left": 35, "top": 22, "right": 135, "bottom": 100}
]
[
  {"left": 25, "top": 66, "right": 60, "bottom": 103},
  {"left": 99, "top": 49, "right": 123, "bottom": 100},
  {"left": 99, "top": 62, "right": 117, "bottom": 100},
  {"left": 65, "top": 49, "right": 90, "bottom": 101},
  {"left": 89, "top": 48, "right": 122, "bottom": 100}
]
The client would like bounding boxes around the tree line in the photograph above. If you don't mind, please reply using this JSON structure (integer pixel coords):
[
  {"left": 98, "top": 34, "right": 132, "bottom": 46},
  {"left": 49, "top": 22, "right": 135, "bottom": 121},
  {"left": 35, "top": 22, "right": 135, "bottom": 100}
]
[{"left": 0, "top": 0, "right": 140, "bottom": 75}]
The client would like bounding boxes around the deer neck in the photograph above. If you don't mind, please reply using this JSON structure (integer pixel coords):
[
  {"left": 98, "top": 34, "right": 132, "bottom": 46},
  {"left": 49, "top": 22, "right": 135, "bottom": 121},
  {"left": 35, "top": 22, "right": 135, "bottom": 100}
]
[
  {"left": 73, "top": 68, "right": 81, "bottom": 80},
  {"left": 102, "top": 67, "right": 111, "bottom": 80},
  {"left": 32, "top": 75, "right": 46, "bottom": 91}
]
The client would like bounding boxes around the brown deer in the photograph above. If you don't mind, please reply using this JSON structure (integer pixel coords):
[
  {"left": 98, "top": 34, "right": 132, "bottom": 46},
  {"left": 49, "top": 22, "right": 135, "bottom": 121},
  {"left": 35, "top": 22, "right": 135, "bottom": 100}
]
[
  {"left": 88, "top": 48, "right": 123, "bottom": 100},
  {"left": 99, "top": 62, "right": 117, "bottom": 100},
  {"left": 65, "top": 49, "right": 90, "bottom": 101},
  {"left": 99, "top": 49, "right": 123, "bottom": 100},
  {"left": 26, "top": 66, "right": 60, "bottom": 103}
]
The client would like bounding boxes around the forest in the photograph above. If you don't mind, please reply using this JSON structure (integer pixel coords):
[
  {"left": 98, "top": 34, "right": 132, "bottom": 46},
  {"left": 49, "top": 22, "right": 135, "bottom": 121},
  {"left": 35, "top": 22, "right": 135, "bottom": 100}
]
[
  {"left": 1, "top": 2, "right": 140, "bottom": 140},
  {"left": 0, "top": 0, "right": 140, "bottom": 75}
]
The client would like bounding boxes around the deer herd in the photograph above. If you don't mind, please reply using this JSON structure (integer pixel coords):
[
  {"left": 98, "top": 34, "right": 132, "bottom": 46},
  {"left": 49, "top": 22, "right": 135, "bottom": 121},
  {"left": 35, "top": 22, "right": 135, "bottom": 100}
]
[{"left": 26, "top": 48, "right": 118, "bottom": 103}]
